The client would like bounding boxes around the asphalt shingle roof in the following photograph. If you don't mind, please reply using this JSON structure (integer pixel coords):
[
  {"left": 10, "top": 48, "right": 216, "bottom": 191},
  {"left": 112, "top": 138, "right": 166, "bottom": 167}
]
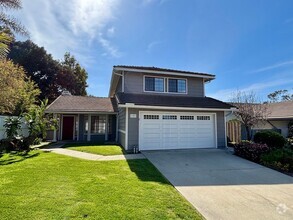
[
  {"left": 113, "top": 65, "right": 215, "bottom": 77},
  {"left": 46, "top": 95, "right": 117, "bottom": 113},
  {"left": 116, "top": 93, "right": 234, "bottom": 109},
  {"left": 267, "top": 101, "right": 293, "bottom": 119}
]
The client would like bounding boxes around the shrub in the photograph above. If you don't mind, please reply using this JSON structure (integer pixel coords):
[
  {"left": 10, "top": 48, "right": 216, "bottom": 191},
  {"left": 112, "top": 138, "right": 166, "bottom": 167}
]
[
  {"left": 261, "top": 148, "right": 293, "bottom": 173},
  {"left": 3, "top": 117, "right": 22, "bottom": 140},
  {"left": 288, "top": 121, "right": 293, "bottom": 138},
  {"left": 253, "top": 130, "right": 286, "bottom": 149},
  {"left": 234, "top": 141, "right": 270, "bottom": 163}
]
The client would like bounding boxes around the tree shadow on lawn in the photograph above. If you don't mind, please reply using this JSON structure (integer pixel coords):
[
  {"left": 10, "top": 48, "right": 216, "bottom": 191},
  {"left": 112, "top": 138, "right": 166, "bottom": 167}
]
[
  {"left": 0, "top": 151, "right": 40, "bottom": 166},
  {"left": 125, "top": 159, "right": 170, "bottom": 185}
]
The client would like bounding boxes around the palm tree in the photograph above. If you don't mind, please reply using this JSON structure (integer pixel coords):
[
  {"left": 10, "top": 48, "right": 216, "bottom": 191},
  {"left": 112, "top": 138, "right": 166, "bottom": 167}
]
[{"left": 0, "top": 0, "right": 28, "bottom": 58}]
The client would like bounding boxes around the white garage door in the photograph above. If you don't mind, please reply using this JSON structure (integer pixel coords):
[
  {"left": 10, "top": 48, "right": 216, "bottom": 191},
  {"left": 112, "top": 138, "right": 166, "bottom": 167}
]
[{"left": 139, "top": 112, "right": 216, "bottom": 150}]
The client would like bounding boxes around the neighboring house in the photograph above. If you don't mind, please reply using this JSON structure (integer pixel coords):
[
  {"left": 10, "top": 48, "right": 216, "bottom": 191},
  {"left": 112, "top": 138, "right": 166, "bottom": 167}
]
[
  {"left": 46, "top": 66, "right": 235, "bottom": 151},
  {"left": 253, "top": 101, "right": 293, "bottom": 137},
  {"left": 226, "top": 101, "right": 293, "bottom": 140}
]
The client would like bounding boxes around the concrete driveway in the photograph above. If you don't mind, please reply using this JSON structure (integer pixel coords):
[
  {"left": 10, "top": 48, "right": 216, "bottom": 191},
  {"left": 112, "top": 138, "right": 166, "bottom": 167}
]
[{"left": 143, "top": 149, "right": 293, "bottom": 220}]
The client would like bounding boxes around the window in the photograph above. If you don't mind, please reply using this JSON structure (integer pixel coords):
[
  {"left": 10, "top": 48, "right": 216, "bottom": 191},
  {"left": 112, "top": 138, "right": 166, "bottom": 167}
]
[
  {"left": 168, "top": 78, "right": 186, "bottom": 93},
  {"left": 197, "top": 116, "right": 210, "bottom": 120},
  {"left": 91, "top": 115, "right": 106, "bottom": 134},
  {"left": 144, "top": 115, "right": 159, "bottom": 120},
  {"left": 84, "top": 115, "right": 88, "bottom": 134},
  {"left": 145, "top": 77, "right": 164, "bottom": 92},
  {"left": 162, "top": 115, "right": 177, "bottom": 120},
  {"left": 180, "top": 116, "right": 194, "bottom": 120}
]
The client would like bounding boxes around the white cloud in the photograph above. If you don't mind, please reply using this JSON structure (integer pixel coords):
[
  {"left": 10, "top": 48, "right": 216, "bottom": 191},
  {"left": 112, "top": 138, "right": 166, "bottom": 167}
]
[
  {"left": 146, "top": 41, "right": 161, "bottom": 53},
  {"left": 250, "top": 60, "right": 293, "bottom": 73},
  {"left": 208, "top": 77, "right": 293, "bottom": 101},
  {"left": 98, "top": 34, "right": 122, "bottom": 58},
  {"left": 107, "top": 27, "right": 115, "bottom": 37},
  {"left": 15, "top": 0, "right": 122, "bottom": 59}
]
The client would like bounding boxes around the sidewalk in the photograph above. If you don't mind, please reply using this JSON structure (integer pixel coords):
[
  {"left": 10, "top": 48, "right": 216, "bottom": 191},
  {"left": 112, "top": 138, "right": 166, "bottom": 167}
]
[{"left": 41, "top": 144, "right": 145, "bottom": 161}]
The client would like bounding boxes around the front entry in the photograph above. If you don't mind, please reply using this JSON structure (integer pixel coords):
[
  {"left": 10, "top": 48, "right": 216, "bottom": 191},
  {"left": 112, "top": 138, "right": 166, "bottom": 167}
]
[{"left": 62, "top": 116, "right": 74, "bottom": 140}]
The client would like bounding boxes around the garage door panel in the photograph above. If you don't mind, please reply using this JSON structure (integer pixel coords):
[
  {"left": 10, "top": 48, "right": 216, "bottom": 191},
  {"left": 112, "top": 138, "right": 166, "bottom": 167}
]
[{"left": 139, "top": 112, "right": 216, "bottom": 150}]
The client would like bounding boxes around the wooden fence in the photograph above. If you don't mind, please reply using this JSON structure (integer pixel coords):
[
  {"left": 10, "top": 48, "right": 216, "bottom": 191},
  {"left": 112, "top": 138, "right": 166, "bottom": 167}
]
[
  {"left": 226, "top": 120, "right": 241, "bottom": 144},
  {"left": 0, "top": 116, "right": 29, "bottom": 140}
]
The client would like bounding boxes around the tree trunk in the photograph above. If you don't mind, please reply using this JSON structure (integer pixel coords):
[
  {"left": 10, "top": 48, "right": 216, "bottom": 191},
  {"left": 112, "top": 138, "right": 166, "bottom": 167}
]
[{"left": 245, "top": 126, "right": 251, "bottom": 141}]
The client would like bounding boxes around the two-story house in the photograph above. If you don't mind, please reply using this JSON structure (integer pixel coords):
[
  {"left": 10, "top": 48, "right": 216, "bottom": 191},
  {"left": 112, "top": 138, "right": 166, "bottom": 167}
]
[{"left": 46, "top": 66, "right": 235, "bottom": 151}]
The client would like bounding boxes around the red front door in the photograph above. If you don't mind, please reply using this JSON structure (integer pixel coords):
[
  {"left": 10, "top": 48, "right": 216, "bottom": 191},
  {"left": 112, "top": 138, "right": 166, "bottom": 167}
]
[{"left": 62, "top": 116, "right": 74, "bottom": 140}]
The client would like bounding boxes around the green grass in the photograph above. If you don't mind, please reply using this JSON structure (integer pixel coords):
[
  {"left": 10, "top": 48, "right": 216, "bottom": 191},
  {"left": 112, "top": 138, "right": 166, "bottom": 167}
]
[
  {"left": 64, "top": 143, "right": 125, "bottom": 156},
  {"left": 0, "top": 151, "right": 202, "bottom": 219}
]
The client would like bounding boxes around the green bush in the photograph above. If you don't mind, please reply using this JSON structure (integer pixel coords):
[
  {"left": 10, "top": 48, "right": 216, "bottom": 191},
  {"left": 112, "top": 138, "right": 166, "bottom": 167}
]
[
  {"left": 253, "top": 130, "right": 286, "bottom": 149},
  {"left": 234, "top": 141, "right": 270, "bottom": 163},
  {"left": 261, "top": 148, "right": 293, "bottom": 173}
]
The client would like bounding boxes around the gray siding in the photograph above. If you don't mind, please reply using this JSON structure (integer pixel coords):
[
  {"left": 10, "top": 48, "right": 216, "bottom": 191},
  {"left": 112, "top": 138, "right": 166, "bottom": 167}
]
[
  {"left": 118, "top": 107, "right": 126, "bottom": 147},
  {"left": 115, "top": 77, "right": 122, "bottom": 93},
  {"left": 124, "top": 108, "right": 226, "bottom": 151},
  {"left": 119, "top": 132, "right": 126, "bottom": 148},
  {"left": 123, "top": 71, "right": 204, "bottom": 97},
  {"left": 216, "top": 111, "right": 226, "bottom": 147},
  {"left": 128, "top": 108, "right": 139, "bottom": 149},
  {"left": 118, "top": 108, "right": 126, "bottom": 131}
]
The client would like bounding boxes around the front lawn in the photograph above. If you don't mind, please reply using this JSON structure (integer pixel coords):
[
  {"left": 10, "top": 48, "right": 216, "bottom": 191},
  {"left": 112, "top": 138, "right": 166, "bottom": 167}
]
[
  {"left": 64, "top": 143, "right": 124, "bottom": 156},
  {"left": 0, "top": 151, "right": 202, "bottom": 219}
]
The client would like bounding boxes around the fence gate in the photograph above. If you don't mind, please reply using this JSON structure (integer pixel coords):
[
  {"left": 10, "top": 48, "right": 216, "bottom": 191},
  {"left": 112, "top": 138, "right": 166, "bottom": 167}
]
[{"left": 226, "top": 120, "right": 241, "bottom": 144}]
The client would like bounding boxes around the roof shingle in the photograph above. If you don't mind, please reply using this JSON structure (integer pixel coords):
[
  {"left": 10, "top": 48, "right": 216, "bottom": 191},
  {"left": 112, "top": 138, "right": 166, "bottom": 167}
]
[
  {"left": 267, "top": 101, "right": 293, "bottom": 119},
  {"left": 116, "top": 93, "right": 234, "bottom": 109},
  {"left": 46, "top": 95, "right": 117, "bottom": 113},
  {"left": 113, "top": 65, "right": 215, "bottom": 77}
]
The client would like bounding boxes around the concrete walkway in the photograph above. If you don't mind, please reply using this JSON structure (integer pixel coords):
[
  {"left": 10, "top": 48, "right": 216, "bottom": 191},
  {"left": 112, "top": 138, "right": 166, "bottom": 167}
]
[
  {"left": 41, "top": 144, "right": 145, "bottom": 161},
  {"left": 143, "top": 149, "right": 293, "bottom": 220}
]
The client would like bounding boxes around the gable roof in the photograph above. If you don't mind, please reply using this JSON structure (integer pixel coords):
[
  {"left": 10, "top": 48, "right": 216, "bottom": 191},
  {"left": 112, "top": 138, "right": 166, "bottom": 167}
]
[
  {"left": 116, "top": 93, "right": 234, "bottom": 110},
  {"left": 46, "top": 95, "right": 117, "bottom": 113},
  {"left": 267, "top": 101, "right": 293, "bottom": 119}
]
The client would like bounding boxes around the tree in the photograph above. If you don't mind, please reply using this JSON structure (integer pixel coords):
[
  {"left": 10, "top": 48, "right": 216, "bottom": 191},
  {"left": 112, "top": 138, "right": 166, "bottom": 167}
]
[
  {"left": 8, "top": 40, "right": 61, "bottom": 101},
  {"left": 0, "top": 0, "right": 28, "bottom": 58},
  {"left": 267, "top": 89, "right": 293, "bottom": 102},
  {"left": 0, "top": 59, "right": 40, "bottom": 115},
  {"left": 8, "top": 41, "right": 88, "bottom": 102},
  {"left": 230, "top": 91, "right": 269, "bottom": 141},
  {"left": 58, "top": 52, "right": 88, "bottom": 96},
  {"left": 24, "top": 99, "right": 58, "bottom": 141},
  {"left": 0, "top": 0, "right": 27, "bottom": 35}
]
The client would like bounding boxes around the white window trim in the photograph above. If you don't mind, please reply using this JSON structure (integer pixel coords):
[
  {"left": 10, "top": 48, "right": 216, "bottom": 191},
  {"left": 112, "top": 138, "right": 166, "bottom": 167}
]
[
  {"left": 143, "top": 75, "right": 188, "bottom": 95},
  {"left": 167, "top": 77, "right": 188, "bottom": 94},
  {"left": 90, "top": 115, "right": 107, "bottom": 135},
  {"left": 143, "top": 75, "right": 165, "bottom": 93}
]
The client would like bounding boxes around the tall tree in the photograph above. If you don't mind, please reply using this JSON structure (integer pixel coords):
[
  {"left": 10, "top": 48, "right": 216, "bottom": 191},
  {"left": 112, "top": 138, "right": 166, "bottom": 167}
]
[
  {"left": 230, "top": 91, "right": 269, "bottom": 141},
  {"left": 8, "top": 41, "right": 89, "bottom": 101},
  {"left": 0, "top": 0, "right": 28, "bottom": 58},
  {"left": 0, "top": 59, "right": 40, "bottom": 115},
  {"left": 267, "top": 89, "right": 293, "bottom": 102},
  {"left": 8, "top": 40, "right": 61, "bottom": 101},
  {"left": 58, "top": 52, "right": 88, "bottom": 96}
]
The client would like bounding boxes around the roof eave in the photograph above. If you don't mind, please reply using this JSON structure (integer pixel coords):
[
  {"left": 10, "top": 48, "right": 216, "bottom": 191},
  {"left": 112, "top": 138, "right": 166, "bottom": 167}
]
[
  {"left": 118, "top": 103, "right": 234, "bottom": 111},
  {"left": 113, "top": 66, "right": 215, "bottom": 80}
]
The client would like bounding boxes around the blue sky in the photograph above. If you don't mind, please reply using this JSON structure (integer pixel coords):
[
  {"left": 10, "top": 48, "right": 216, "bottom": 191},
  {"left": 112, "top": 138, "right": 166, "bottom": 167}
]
[{"left": 14, "top": 0, "right": 293, "bottom": 101}]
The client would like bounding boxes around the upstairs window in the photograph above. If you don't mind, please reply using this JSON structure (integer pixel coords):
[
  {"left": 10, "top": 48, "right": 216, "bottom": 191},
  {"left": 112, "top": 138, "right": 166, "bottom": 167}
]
[
  {"left": 145, "top": 77, "right": 164, "bottom": 92},
  {"left": 168, "top": 78, "right": 187, "bottom": 93}
]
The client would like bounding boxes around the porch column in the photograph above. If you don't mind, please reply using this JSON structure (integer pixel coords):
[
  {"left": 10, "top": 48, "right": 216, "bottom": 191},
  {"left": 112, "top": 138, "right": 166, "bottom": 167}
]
[
  {"left": 115, "top": 114, "right": 118, "bottom": 142},
  {"left": 77, "top": 114, "right": 80, "bottom": 141},
  {"left": 105, "top": 115, "right": 108, "bottom": 141},
  {"left": 53, "top": 113, "right": 57, "bottom": 142},
  {"left": 87, "top": 114, "right": 91, "bottom": 141}
]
